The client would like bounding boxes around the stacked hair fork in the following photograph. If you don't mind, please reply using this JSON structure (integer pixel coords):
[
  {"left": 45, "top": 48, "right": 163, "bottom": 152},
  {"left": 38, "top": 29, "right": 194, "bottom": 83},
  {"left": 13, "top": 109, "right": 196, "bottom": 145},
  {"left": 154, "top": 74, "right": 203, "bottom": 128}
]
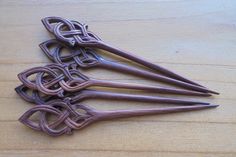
[{"left": 16, "top": 16, "right": 219, "bottom": 136}]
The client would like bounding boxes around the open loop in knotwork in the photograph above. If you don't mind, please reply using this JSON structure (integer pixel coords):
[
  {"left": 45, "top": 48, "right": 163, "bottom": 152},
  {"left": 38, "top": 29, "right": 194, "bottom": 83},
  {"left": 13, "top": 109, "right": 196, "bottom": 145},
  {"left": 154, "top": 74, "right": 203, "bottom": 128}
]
[
  {"left": 19, "top": 100, "right": 98, "bottom": 136},
  {"left": 17, "top": 63, "right": 96, "bottom": 97},
  {"left": 41, "top": 16, "right": 75, "bottom": 33},
  {"left": 36, "top": 71, "right": 65, "bottom": 97},
  {"left": 40, "top": 39, "right": 79, "bottom": 63},
  {"left": 19, "top": 105, "right": 61, "bottom": 131},
  {"left": 41, "top": 39, "right": 102, "bottom": 68},
  {"left": 15, "top": 84, "right": 53, "bottom": 105},
  {"left": 39, "top": 39, "right": 64, "bottom": 61},
  {"left": 29, "top": 64, "right": 69, "bottom": 97},
  {"left": 39, "top": 102, "right": 74, "bottom": 136},
  {"left": 15, "top": 85, "right": 36, "bottom": 103},
  {"left": 18, "top": 67, "right": 58, "bottom": 90}
]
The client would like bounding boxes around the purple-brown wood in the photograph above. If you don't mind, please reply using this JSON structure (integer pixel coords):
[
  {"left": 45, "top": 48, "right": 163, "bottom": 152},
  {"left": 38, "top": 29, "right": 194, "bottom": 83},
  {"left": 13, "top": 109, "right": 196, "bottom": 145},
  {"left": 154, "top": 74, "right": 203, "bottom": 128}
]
[
  {"left": 41, "top": 16, "right": 213, "bottom": 90},
  {"left": 39, "top": 39, "right": 217, "bottom": 94},
  {"left": 15, "top": 85, "right": 210, "bottom": 106},
  {"left": 17, "top": 64, "right": 212, "bottom": 97},
  {"left": 19, "top": 101, "right": 218, "bottom": 136},
  {"left": 15, "top": 17, "right": 220, "bottom": 136}
]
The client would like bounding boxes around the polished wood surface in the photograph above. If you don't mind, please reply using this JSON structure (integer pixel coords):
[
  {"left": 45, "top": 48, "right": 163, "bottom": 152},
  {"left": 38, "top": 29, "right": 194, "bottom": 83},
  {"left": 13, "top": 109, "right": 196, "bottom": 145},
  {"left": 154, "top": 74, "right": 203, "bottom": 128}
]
[{"left": 0, "top": 0, "right": 235, "bottom": 156}]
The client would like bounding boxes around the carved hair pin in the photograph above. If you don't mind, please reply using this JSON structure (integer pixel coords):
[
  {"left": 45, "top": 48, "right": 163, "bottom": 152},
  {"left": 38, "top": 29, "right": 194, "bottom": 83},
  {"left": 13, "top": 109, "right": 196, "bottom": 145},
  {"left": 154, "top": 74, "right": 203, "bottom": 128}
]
[
  {"left": 39, "top": 39, "right": 215, "bottom": 94},
  {"left": 17, "top": 63, "right": 212, "bottom": 97},
  {"left": 15, "top": 85, "right": 210, "bottom": 106},
  {"left": 15, "top": 17, "right": 219, "bottom": 136},
  {"left": 19, "top": 99, "right": 218, "bottom": 136},
  {"left": 41, "top": 16, "right": 218, "bottom": 94}
]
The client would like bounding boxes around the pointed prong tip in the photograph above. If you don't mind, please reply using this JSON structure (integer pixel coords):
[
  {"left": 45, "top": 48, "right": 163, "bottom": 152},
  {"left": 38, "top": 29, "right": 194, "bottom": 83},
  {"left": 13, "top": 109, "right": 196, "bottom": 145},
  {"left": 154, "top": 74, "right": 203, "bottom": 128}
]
[
  {"left": 212, "top": 92, "right": 220, "bottom": 95},
  {"left": 208, "top": 90, "right": 220, "bottom": 95},
  {"left": 209, "top": 104, "right": 219, "bottom": 108},
  {"left": 193, "top": 104, "right": 219, "bottom": 108}
]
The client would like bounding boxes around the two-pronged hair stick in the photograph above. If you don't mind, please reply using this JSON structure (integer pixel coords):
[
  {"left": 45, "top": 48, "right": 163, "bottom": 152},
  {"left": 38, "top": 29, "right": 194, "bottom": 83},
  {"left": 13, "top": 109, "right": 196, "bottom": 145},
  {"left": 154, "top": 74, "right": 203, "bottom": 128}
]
[
  {"left": 15, "top": 85, "right": 210, "bottom": 106},
  {"left": 18, "top": 63, "right": 211, "bottom": 97},
  {"left": 41, "top": 16, "right": 217, "bottom": 93},
  {"left": 39, "top": 39, "right": 217, "bottom": 94},
  {"left": 19, "top": 100, "right": 218, "bottom": 136}
]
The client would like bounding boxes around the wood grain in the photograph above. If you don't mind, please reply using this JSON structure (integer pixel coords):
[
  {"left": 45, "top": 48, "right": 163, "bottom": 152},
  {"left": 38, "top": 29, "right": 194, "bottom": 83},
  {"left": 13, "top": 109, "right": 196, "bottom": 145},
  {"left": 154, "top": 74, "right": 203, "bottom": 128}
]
[{"left": 0, "top": 0, "right": 235, "bottom": 156}]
